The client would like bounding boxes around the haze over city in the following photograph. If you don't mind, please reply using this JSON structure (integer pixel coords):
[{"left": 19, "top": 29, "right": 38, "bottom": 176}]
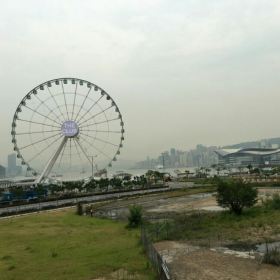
[
  {"left": 2, "top": 2, "right": 280, "bottom": 279},
  {"left": 1, "top": 0, "right": 280, "bottom": 166}
]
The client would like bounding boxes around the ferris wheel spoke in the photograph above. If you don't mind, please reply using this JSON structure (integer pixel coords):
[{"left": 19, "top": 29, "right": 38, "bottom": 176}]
[
  {"left": 71, "top": 82, "right": 78, "bottom": 120},
  {"left": 73, "top": 138, "right": 84, "bottom": 165},
  {"left": 80, "top": 132, "right": 118, "bottom": 147},
  {"left": 16, "top": 129, "right": 61, "bottom": 135},
  {"left": 27, "top": 134, "right": 63, "bottom": 163},
  {"left": 79, "top": 135, "right": 112, "bottom": 159},
  {"left": 74, "top": 87, "right": 92, "bottom": 122},
  {"left": 76, "top": 95, "right": 104, "bottom": 124},
  {"left": 34, "top": 94, "right": 65, "bottom": 123},
  {"left": 61, "top": 83, "right": 70, "bottom": 120},
  {"left": 79, "top": 117, "right": 121, "bottom": 129},
  {"left": 17, "top": 118, "right": 61, "bottom": 129},
  {"left": 19, "top": 132, "right": 62, "bottom": 150},
  {"left": 24, "top": 104, "right": 62, "bottom": 126},
  {"left": 80, "top": 129, "right": 121, "bottom": 134},
  {"left": 46, "top": 87, "right": 66, "bottom": 122},
  {"left": 78, "top": 105, "right": 113, "bottom": 126},
  {"left": 74, "top": 138, "right": 93, "bottom": 166}
]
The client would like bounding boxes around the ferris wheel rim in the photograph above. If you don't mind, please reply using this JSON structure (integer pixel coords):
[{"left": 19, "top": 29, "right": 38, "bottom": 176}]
[{"left": 11, "top": 77, "right": 125, "bottom": 180}]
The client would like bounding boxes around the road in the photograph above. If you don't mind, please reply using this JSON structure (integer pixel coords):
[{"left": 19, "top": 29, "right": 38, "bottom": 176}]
[{"left": 0, "top": 186, "right": 177, "bottom": 216}]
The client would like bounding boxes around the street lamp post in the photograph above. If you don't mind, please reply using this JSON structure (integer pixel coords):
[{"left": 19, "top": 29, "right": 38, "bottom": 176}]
[
  {"left": 90, "top": 155, "right": 98, "bottom": 178},
  {"left": 161, "top": 153, "right": 165, "bottom": 171}
]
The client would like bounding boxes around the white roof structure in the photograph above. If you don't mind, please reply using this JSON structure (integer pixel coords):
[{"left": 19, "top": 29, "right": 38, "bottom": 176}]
[{"left": 215, "top": 148, "right": 280, "bottom": 157}]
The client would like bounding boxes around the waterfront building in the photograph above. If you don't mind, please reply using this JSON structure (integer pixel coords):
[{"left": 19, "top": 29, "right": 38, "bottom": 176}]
[{"left": 215, "top": 148, "right": 280, "bottom": 167}]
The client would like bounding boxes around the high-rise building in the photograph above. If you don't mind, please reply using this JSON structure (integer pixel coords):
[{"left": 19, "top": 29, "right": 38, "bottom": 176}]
[
  {"left": 7, "top": 153, "right": 22, "bottom": 177},
  {"left": 0, "top": 165, "right": 6, "bottom": 178},
  {"left": 170, "top": 148, "right": 176, "bottom": 157},
  {"left": 8, "top": 154, "right": 16, "bottom": 166}
]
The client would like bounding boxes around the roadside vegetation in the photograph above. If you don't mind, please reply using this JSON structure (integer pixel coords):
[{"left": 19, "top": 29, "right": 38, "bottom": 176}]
[
  {"left": 0, "top": 210, "right": 155, "bottom": 280},
  {"left": 145, "top": 180, "right": 280, "bottom": 250},
  {"left": 146, "top": 206, "right": 280, "bottom": 245}
]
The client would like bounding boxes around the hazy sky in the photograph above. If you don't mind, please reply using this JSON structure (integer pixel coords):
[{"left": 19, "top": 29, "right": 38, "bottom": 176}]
[{"left": 1, "top": 0, "right": 280, "bottom": 166}]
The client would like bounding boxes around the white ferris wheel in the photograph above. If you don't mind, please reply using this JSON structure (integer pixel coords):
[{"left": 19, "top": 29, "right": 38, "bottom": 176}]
[{"left": 11, "top": 78, "right": 124, "bottom": 183}]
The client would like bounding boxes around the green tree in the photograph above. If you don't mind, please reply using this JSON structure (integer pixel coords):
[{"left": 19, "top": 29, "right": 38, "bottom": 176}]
[
  {"left": 98, "top": 178, "right": 110, "bottom": 191},
  {"left": 216, "top": 179, "right": 258, "bottom": 215},
  {"left": 85, "top": 178, "right": 97, "bottom": 193},
  {"left": 110, "top": 178, "right": 123, "bottom": 190},
  {"left": 145, "top": 170, "right": 164, "bottom": 183}
]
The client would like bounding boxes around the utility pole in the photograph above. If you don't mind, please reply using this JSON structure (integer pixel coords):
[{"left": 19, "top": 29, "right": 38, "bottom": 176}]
[
  {"left": 90, "top": 155, "right": 97, "bottom": 178},
  {"left": 91, "top": 156, "right": 93, "bottom": 178}
]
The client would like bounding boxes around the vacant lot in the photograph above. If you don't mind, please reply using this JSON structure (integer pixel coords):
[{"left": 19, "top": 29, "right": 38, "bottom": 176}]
[{"left": 0, "top": 210, "right": 155, "bottom": 280}]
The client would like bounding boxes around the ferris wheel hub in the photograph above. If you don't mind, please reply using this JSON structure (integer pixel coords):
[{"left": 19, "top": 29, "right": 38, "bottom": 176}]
[{"left": 61, "top": 120, "right": 79, "bottom": 138}]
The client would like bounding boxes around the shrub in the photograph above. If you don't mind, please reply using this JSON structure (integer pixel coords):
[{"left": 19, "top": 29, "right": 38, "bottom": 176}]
[
  {"left": 216, "top": 179, "right": 258, "bottom": 215},
  {"left": 270, "top": 193, "right": 280, "bottom": 210},
  {"left": 76, "top": 202, "right": 83, "bottom": 216},
  {"left": 264, "top": 193, "right": 280, "bottom": 210},
  {"left": 127, "top": 205, "right": 143, "bottom": 228}
]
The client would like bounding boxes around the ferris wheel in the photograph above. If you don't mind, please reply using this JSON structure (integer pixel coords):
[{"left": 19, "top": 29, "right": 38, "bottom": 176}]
[{"left": 11, "top": 78, "right": 124, "bottom": 183}]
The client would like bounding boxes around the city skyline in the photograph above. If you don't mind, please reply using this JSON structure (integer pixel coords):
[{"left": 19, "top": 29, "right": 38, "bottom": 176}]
[
  {"left": 135, "top": 136, "right": 280, "bottom": 169},
  {"left": 1, "top": 1, "right": 280, "bottom": 167}
]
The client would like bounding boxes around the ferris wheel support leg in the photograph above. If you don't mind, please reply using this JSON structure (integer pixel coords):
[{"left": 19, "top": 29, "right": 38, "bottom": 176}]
[{"left": 35, "top": 137, "right": 68, "bottom": 184}]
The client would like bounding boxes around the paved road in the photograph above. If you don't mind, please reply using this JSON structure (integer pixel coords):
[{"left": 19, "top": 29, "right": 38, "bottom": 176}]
[
  {"left": 0, "top": 181, "right": 197, "bottom": 217},
  {"left": 0, "top": 187, "right": 173, "bottom": 216}
]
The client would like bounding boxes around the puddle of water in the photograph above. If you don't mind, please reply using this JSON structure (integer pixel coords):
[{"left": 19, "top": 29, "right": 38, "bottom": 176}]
[
  {"left": 256, "top": 241, "right": 280, "bottom": 253},
  {"left": 189, "top": 193, "right": 212, "bottom": 199},
  {"left": 200, "top": 206, "right": 224, "bottom": 211},
  {"left": 211, "top": 247, "right": 257, "bottom": 259},
  {"left": 212, "top": 241, "right": 280, "bottom": 259},
  {"left": 227, "top": 243, "right": 256, "bottom": 251}
]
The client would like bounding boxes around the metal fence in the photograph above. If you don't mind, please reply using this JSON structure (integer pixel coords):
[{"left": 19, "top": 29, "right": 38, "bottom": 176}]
[{"left": 140, "top": 226, "right": 171, "bottom": 280}]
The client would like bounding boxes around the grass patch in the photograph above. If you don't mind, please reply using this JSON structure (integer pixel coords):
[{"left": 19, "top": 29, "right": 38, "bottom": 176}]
[{"left": 0, "top": 210, "right": 155, "bottom": 280}]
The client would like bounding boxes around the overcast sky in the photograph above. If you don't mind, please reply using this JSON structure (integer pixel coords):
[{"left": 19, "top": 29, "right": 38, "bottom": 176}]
[{"left": 0, "top": 0, "right": 280, "bottom": 166}]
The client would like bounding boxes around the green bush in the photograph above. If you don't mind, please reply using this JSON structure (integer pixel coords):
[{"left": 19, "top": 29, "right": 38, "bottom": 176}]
[
  {"left": 216, "top": 179, "right": 258, "bottom": 215},
  {"left": 264, "top": 193, "right": 280, "bottom": 210},
  {"left": 76, "top": 202, "right": 83, "bottom": 216},
  {"left": 127, "top": 205, "right": 143, "bottom": 228}
]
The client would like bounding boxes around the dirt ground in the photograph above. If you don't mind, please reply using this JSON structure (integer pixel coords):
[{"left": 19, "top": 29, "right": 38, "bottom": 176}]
[
  {"left": 155, "top": 241, "right": 280, "bottom": 280},
  {"left": 92, "top": 187, "right": 280, "bottom": 219},
  {"left": 91, "top": 190, "right": 221, "bottom": 220}
]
